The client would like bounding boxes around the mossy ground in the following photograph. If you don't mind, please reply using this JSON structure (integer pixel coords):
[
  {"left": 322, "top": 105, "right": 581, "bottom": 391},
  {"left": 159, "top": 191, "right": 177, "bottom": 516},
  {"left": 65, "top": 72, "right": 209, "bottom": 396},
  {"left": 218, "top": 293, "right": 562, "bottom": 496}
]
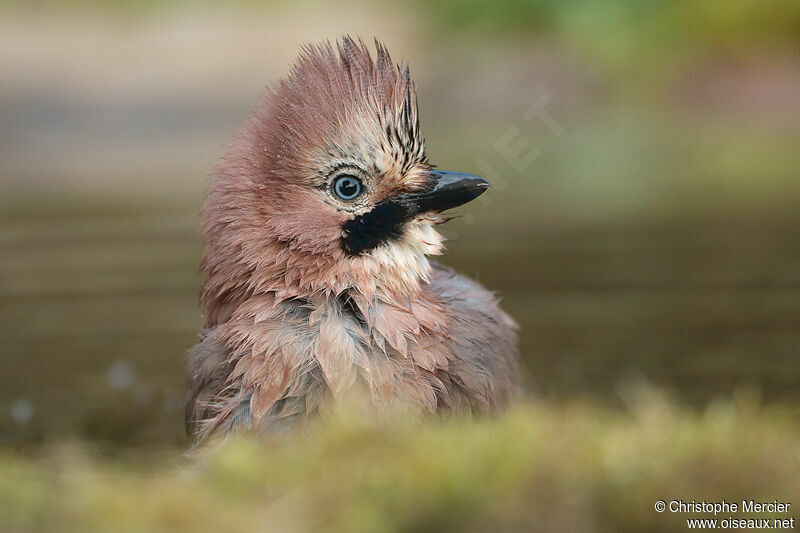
[{"left": 4, "top": 394, "right": 799, "bottom": 533}]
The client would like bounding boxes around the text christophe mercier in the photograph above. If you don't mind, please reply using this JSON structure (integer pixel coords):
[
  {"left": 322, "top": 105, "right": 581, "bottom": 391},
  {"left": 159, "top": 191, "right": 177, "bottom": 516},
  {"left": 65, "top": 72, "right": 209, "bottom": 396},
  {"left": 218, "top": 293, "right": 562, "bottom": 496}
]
[
  {"left": 667, "top": 500, "right": 791, "bottom": 515},
  {"left": 654, "top": 499, "right": 795, "bottom": 527}
]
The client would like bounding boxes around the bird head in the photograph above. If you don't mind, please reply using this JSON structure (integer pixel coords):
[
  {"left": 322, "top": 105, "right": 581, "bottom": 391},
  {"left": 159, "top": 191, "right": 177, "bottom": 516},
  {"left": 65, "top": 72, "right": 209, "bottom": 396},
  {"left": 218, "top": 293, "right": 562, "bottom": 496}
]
[{"left": 201, "top": 37, "right": 489, "bottom": 325}]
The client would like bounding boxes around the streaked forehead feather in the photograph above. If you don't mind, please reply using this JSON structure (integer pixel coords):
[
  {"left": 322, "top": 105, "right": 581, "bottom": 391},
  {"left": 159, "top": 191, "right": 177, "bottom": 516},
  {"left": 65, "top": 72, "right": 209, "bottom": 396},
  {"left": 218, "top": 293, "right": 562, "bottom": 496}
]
[{"left": 272, "top": 36, "right": 425, "bottom": 169}]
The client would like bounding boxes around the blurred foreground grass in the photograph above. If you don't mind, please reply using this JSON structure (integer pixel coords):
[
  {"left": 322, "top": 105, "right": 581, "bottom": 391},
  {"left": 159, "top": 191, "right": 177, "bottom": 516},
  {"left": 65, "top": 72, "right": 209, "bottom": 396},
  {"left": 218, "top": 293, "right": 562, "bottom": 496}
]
[{"left": 3, "top": 394, "right": 799, "bottom": 533}]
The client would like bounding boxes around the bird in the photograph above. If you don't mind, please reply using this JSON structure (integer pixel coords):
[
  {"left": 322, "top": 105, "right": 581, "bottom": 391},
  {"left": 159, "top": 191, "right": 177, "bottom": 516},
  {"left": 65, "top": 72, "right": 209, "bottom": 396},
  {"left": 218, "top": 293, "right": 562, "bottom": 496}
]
[{"left": 185, "top": 37, "right": 519, "bottom": 442}]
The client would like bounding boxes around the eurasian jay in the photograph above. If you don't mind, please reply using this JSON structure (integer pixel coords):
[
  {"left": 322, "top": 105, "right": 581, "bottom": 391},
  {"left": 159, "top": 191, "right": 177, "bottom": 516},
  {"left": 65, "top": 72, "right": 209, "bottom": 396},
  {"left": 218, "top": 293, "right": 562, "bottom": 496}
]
[{"left": 186, "top": 37, "right": 518, "bottom": 441}]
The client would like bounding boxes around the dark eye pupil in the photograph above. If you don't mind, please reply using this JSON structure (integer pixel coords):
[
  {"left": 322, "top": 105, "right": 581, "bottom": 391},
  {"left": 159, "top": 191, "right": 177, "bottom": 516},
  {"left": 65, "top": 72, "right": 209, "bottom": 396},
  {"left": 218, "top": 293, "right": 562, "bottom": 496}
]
[{"left": 334, "top": 176, "right": 362, "bottom": 200}]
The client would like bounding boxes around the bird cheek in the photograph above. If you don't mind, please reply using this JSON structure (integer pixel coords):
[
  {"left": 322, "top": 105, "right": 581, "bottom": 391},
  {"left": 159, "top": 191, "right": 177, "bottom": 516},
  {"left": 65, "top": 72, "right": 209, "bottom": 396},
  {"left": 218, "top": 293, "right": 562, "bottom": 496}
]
[{"left": 267, "top": 194, "right": 350, "bottom": 253}]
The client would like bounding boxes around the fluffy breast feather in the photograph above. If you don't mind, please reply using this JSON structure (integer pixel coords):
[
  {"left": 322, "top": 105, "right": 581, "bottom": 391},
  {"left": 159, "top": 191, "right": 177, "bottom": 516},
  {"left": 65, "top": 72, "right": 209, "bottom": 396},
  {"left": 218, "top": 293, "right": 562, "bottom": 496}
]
[{"left": 186, "top": 262, "right": 518, "bottom": 441}]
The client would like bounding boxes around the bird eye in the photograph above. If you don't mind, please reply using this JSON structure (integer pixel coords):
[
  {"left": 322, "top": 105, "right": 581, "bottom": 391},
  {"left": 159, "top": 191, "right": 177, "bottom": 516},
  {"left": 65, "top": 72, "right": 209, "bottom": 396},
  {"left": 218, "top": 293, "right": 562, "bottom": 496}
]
[{"left": 331, "top": 175, "right": 363, "bottom": 201}]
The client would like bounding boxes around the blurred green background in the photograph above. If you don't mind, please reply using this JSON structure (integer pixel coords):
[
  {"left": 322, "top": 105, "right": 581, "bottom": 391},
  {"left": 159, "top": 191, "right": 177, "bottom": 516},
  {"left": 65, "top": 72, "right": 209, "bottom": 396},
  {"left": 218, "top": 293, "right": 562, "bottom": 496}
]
[
  {"left": 2, "top": 0, "right": 800, "bottom": 448},
  {"left": 2, "top": 1, "right": 800, "bottom": 530}
]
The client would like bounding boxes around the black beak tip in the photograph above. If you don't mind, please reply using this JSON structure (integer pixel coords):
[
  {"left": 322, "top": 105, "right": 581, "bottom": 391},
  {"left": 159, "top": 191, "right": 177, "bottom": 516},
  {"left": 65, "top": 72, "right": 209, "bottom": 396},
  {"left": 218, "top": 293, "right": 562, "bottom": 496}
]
[
  {"left": 398, "top": 171, "right": 493, "bottom": 216},
  {"left": 429, "top": 171, "right": 492, "bottom": 210},
  {"left": 466, "top": 177, "right": 491, "bottom": 200}
]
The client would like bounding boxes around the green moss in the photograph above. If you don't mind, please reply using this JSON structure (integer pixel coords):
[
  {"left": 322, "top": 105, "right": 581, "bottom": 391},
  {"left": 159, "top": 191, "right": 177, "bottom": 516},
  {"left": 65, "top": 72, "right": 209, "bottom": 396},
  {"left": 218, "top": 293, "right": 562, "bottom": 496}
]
[{"left": 2, "top": 397, "right": 799, "bottom": 532}]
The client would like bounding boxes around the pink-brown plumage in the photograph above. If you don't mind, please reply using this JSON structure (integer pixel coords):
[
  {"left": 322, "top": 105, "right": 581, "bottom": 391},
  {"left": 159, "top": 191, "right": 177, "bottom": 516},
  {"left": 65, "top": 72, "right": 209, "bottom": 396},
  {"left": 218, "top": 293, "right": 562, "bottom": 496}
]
[{"left": 186, "top": 37, "right": 519, "bottom": 441}]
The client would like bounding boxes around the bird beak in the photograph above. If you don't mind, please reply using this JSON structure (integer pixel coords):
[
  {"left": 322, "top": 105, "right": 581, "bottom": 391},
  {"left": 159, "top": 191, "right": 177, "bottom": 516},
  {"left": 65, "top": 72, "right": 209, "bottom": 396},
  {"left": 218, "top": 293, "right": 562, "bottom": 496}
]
[{"left": 397, "top": 170, "right": 491, "bottom": 216}]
